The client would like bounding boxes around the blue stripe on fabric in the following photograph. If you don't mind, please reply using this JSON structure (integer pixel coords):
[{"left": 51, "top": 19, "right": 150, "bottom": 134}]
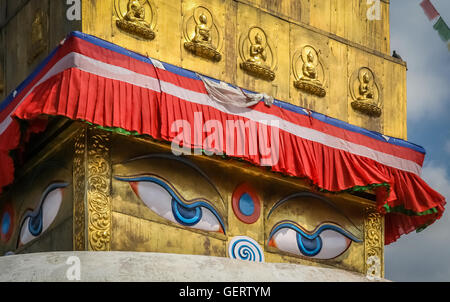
[
  {"left": 1, "top": 31, "right": 426, "bottom": 155},
  {"left": 69, "top": 31, "right": 201, "bottom": 81},
  {"left": 69, "top": 31, "right": 156, "bottom": 66}
]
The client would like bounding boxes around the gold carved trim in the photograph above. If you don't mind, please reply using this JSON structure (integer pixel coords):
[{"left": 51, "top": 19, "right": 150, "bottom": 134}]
[
  {"left": 73, "top": 127, "right": 87, "bottom": 250},
  {"left": 86, "top": 127, "right": 112, "bottom": 251},
  {"left": 364, "top": 207, "right": 384, "bottom": 279}
]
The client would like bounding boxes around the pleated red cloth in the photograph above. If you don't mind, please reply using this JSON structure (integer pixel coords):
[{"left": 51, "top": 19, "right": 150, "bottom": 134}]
[
  {"left": 0, "top": 32, "right": 445, "bottom": 245},
  {"left": 6, "top": 67, "right": 444, "bottom": 244}
]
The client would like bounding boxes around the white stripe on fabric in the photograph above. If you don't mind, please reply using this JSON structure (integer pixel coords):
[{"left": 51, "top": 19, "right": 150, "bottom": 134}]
[
  {"left": 0, "top": 52, "right": 421, "bottom": 175},
  {"left": 160, "top": 81, "right": 422, "bottom": 175},
  {"left": 0, "top": 52, "right": 161, "bottom": 134}
]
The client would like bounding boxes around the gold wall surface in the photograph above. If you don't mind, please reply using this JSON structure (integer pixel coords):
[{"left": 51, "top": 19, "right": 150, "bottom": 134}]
[
  {"left": 106, "top": 129, "right": 382, "bottom": 276},
  {"left": 0, "top": 0, "right": 406, "bottom": 139},
  {"left": 0, "top": 0, "right": 81, "bottom": 101},
  {"left": 0, "top": 120, "right": 77, "bottom": 255},
  {"left": 80, "top": 0, "right": 406, "bottom": 139},
  {"left": 0, "top": 123, "right": 384, "bottom": 277}
]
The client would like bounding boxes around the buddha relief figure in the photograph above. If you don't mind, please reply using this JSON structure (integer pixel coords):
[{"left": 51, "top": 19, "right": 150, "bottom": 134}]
[
  {"left": 124, "top": 0, "right": 150, "bottom": 28},
  {"left": 350, "top": 67, "right": 381, "bottom": 117},
  {"left": 192, "top": 14, "right": 212, "bottom": 46},
  {"left": 293, "top": 46, "right": 326, "bottom": 97},
  {"left": 115, "top": 0, "right": 155, "bottom": 40},
  {"left": 239, "top": 27, "right": 276, "bottom": 81},
  {"left": 184, "top": 7, "right": 222, "bottom": 62},
  {"left": 357, "top": 72, "right": 374, "bottom": 100},
  {"left": 302, "top": 51, "right": 320, "bottom": 83},
  {"left": 28, "top": 9, "right": 47, "bottom": 64}
]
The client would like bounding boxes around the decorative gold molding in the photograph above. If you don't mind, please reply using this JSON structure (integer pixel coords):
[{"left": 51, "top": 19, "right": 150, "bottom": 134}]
[
  {"left": 364, "top": 207, "right": 384, "bottom": 279},
  {"left": 183, "top": 6, "right": 222, "bottom": 62},
  {"left": 239, "top": 26, "right": 276, "bottom": 81},
  {"left": 292, "top": 45, "right": 326, "bottom": 97},
  {"left": 86, "top": 127, "right": 112, "bottom": 251},
  {"left": 73, "top": 126, "right": 87, "bottom": 251},
  {"left": 114, "top": 0, "right": 156, "bottom": 40}
]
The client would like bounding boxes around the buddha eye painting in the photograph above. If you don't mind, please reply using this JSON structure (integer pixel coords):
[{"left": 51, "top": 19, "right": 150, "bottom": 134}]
[{"left": 0, "top": 0, "right": 447, "bottom": 284}]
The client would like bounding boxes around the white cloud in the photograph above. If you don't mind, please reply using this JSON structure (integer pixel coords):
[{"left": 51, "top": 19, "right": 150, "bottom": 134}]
[
  {"left": 421, "top": 162, "right": 450, "bottom": 201},
  {"left": 385, "top": 162, "right": 450, "bottom": 281},
  {"left": 407, "top": 74, "right": 450, "bottom": 120},
  {"left": 390, "top": 0, "right": 450, "bottom": 121},
  {"left": 445, "top": 140, "right": 450, "bottom": 155}
]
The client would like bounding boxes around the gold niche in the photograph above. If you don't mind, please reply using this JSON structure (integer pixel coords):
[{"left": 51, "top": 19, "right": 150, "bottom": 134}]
[
  {"left": 183, "top": 6, "right": 222, "bottom": 62},
  {"left": 239, "top": 26, "right": 276, "bottom": 81},
  {"left": 350, "top": 67, "right": 382, "bottom": 117},
  {"left": 28, "top": 9, "right": 48, "bottom": 65},
  {"left": 114, "top": 0, "right": 157, "bottom": 40},
  {"left": 292, "top": 45, "right": 326, "bottom": 97}
]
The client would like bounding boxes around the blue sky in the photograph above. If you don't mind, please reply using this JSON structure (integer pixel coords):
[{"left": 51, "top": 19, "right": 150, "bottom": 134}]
[{"left": 385, "top": 0, "right": 450, "bottom": 281}]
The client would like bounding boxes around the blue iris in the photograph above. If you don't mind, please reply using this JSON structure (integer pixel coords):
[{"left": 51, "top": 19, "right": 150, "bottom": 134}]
[
  {"left": 28, "top": 207, "right": 44, "bottom": 236},
  {"left": 115, "top": 175, "right": 226, "bottom": 233},
  {"left": 22, "top": 182, "right": 68, "bottom": 238},
  {"left": 296, "top": 232, "right": 322, "bottom": 256},
  {"left": 171, "top": 199, "right": 203, "bottom": 226},
  {"left": 1, "top": 212, "right": 11, "bottom": 235},
  {"left": 238, "top": 193, "right": 254, "bottom": 216},
  {"left": 268, "top": 222, "right": 362, "bottom": 257}
]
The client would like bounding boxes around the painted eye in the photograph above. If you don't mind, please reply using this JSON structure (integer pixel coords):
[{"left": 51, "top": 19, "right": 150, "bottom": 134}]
[
  {"left": 18, "top": 183, "right": 68, "bottom": 246},
  {"left": 268, "top": 222, "right": 361, "bottom": 260},
  {"left": 116, "top": 176, "right": 225, "bottom": 234}
]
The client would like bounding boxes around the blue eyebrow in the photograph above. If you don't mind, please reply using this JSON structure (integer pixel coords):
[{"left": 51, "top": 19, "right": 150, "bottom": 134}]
[
  {"left": 115, "top": 175, "right": 226, "bottom": 234},
  {"left": 267, "top": 192, "right": 362, "bottom": 233},
  {"left": 268, "top": 221, "right": 362, "bottom": 243},
  {"left": 115, "top": 153, "right": 224, "bottom": 204}
]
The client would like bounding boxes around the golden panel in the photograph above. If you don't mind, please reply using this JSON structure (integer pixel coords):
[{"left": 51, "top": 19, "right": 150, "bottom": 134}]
[
  {"left": 183, "top": 5, "right": 222, "bottom": 62},
  {"left": 383, "top": 62, "right": 407, "bottom": 140},
  {"left": 76, "top": 0, "right": 405, "bottom": 139},
  {"left": 86, "top": 127, "right": 112, "bottom": 251},
  {"left": 289, "top": 23, "right": 330, "bottom": 113},
  {"left": 107, "top": 133, "right": 372, "bottom": 274},
  {"left": 114, "top": 0, "right": 157, "bottom": 40},
  {"left": 309, "top": 0, "right": 331, "bottom": 34},
  {"left": 239, "top": 26, "right": 276, "bottom": 81},
  {"left": 180, "top": 0, "right": 236, "bottom": 83},
  {"left": 292, "top": 45, "right": 326, "bottom": 97},
  {"left": 236, "top": 2, "right": 289, "bottom": 101},
  {"left": 349, "top": 67, "right": 382, "bottom": 117},
  {"left": 73, "top": 126, "right": 87, "bottom": 251},
  {"left": 264, "top": 189, "right": 366, "bottom": 273},
  {"left": 347, "top": 46, "right": 385, "bottom": 133},
  {"left": 0, "top": 131, "right": 75, "bottom": 255},
  {"left": 364, "top": 207, "right": 384, "bottom": 279},
  {"left": 28, "top": 8, "right": 48, "bottom": 65},
  {"left": 327, "top": 39, "right": 349, "bottom": 123},
  {"left": 111, "top": 211, "right": 227, "bottom": 256}
]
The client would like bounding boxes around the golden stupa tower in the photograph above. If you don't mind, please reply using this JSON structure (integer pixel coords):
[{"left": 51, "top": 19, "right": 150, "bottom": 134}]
[{"left": 0, "top": 0, "right": 445, "bottom": 282}]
